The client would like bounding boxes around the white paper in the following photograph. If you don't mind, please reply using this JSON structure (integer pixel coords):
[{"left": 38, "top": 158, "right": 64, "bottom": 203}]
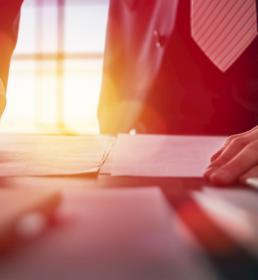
[
  {"left": 0, "top": 134, "right": 114, "bottom": 176},
  {"left": 110, "top": 134, "right": 226, "bottom": 177}
]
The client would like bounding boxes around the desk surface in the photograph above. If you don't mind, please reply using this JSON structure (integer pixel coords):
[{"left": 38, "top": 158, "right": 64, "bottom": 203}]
[
  {"left": 1, "top": 175, "right": 256, "bottom": 278},
  {"left": 0, "top": 134, "right": 256, "bottom": 280}
]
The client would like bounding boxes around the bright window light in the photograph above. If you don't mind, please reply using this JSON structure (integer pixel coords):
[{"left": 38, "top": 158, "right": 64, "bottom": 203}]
[{"left": 0, "top": 0, "right": 109, "bottom": 134}]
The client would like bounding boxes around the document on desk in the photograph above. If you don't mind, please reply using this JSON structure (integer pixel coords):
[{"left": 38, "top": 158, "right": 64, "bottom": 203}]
[
  {"left": 0, "top": 135, "right": 114, "bottom": 176},
  {"left": 110, "top": 134, "right": 226, "bottom": 177}
]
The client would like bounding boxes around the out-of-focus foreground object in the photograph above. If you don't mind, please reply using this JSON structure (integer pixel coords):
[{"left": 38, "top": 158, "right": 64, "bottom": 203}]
[
  {"left": 0, "top": 188, "right": 61, "bottom": 253},
  {"left": 0, "top": 187, "right": 218, "bottom": 280}
]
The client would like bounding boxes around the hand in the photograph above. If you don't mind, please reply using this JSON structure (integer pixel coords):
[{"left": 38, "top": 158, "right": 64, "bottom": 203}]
[
  {"left": 204, "top": 126, "right": 258, "bottom": 185},
  {"left": 0, "top": 79, "right": 6, "bottom": 117}
]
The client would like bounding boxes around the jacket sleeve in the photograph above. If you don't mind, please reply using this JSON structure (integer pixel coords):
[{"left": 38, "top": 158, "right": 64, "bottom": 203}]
[{"left": 0, "top": 0, "right": 23, "bottom": 89}]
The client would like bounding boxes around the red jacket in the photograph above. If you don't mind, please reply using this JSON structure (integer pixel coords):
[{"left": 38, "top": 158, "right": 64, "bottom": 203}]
[
  {"left": 1, "top": 1, "right": 257, "bottom": 135},
  {"left": 0, "top": 0, "right": 23, "bottom": 89},
  {"left": 98, "top": 0, "right": 258, "bottom": 135}
]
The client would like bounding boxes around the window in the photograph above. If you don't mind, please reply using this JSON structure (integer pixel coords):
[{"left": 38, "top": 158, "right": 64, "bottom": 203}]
[{"left": 0, "top": 0, "right": 109, "bottom": 134}]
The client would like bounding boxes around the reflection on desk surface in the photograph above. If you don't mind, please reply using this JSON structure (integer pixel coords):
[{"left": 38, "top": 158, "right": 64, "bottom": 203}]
[
  {"left": 176, "top": 187, "right": 258, "bottom": 280},
  {"left": 0, "top": 184, "right": 258, "bottom": 279},
  {"left": 192, "top": 188, "right": 258, "bottom": 257},
  {"left": 0, "top": 187, "right": 220, "bottom": 280}
]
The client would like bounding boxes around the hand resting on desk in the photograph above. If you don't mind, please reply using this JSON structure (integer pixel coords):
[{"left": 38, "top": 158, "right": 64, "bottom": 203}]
[{"left": 204, "top": 126, "right": 258, "bottom": 185}]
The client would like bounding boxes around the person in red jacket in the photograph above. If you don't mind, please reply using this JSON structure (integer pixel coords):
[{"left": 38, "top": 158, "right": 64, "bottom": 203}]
[
  {"left": 98, "top": 0, "right": 258, "bottom": 185},
  {"left": 1, "top": 0, "right": 257, "bottom": 185},
  {"left": 99, "top": 0, "right": 258, "bottom": 136}
]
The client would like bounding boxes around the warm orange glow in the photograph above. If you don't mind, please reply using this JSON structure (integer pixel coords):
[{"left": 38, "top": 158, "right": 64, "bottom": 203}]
[{"left": 0, "top": 2, "right": 108, "bottom": 135}]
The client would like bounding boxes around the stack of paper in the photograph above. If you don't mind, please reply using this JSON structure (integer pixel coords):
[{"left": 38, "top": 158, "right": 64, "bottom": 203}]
[
  {"left": 109, "top": 134, "right": 226, "bottom": 177},
  {"left": 0, "top": 134, "right": 114, "bottom": 176}
]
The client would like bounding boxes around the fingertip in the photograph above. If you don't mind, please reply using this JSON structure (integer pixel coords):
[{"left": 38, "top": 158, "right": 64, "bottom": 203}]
[
  {"left": 203, "top": 167, "right": 214, "bottom": 179},
  {"left": 209, "top": 170, "right": 234, "bottom": 185}
]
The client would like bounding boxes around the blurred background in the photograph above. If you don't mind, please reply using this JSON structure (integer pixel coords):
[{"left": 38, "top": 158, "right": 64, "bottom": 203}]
[{"left": 0, "top": 0, "right": 109, "bottom": 134}]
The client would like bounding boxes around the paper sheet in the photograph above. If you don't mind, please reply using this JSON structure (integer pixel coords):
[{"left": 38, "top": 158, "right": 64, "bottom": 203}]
[
  {"left": 0, "top": 134, "right": 114, "bottom": 176},
  {"left": 110, "top": 134, "right": 226, "bottom": 177}
]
